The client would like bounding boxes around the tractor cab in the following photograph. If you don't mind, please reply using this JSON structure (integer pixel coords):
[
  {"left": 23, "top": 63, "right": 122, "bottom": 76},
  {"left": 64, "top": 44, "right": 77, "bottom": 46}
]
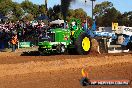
[
  {"left": 49, "top": 20, "right": 65, "bottom": 29},
  {"left": 39, "top": 19, "right": 67, "bottom": 41}
]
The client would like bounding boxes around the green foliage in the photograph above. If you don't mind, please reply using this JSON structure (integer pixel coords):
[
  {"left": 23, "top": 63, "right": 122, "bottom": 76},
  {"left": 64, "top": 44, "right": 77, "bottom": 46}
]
[
  {"left": 22, "top": 13, "right": 34, "bottom": 21},
  {"left": 94, "top": 1, "right": 113, "bottom": 17},
  {"left": 101, "top": 7, "right": 121, "bottom": 26},
  {"left": 0, "top": 0, "right": 46, "bottom": 21},
  {"left": 67, "top": 8, "right": 87, "bottom": 22},
  {"left": 94, "top": 1, "right": 132, "bottom": 26},
  {"left": 118, "top": 11, "right": 132, "bottom": 26},
  {"left": 31, "top": 4, "right": 39, "bottom": 18},
  {"left": 0, "top": 0, "right": 95, "bottom": 23},
  {"left": 0, "top": 0, "right": 13, "bottom": 15},
  {"left": 48, "top": 5, "right": 63, "bottom": 20},
  {"left": 93, "top": 1, "right": 132, "bottom": 27},
  {"left": 52, "top": 5, "right": 62, "bottom": 20},
  {"left": 21, "top": 0, "right": 34, "bottom": 13},
  {"left": 0, "top": 0, "right": 132, "bottom": 27},
  {"left": 39, "top": 5, "right": 46, "bottom": 15},
  {"left": 74, "top": 8, "right": 87, "bottom": 19},
  {"left": 12, "top": 2, "right": 24, "bottom": 20}
]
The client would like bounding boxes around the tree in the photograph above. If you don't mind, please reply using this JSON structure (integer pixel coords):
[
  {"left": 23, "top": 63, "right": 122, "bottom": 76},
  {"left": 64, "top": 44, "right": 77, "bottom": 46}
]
[
  {"left": 118, "top": 11, "right": 132, "bottom": 26},
  {"left": 52, "top": 5, "right": 62, "bottom": 20},
  {"left": 21, "top": 0, "right": 34, "bottom": 13},
  {"left": 11, "top": 2, "right": 24, "bottom": 20},
  {"left": 0, "top": 0, "right": 13, "bottom": 15},
  {"left": 101, "top": 7, "right": 121, "bottom": 26},
  {"left": 22, "top": 13, "right": 34, "bottom": 21},
  {"left": 128, "top": 11, "right": 132, "bottom": 26},
  {"left": 47, "top": 5, "right": 62, "bottom": 20},
  {"left": 47, "top": 7, "right": 54, "bottom": 19},
  {"left": 21, "top": 0, "right": 47, "bottom": 19},
  {"left": 39, "top": 4, "right": 47, "bottom": 15},
  {"left": 0, "top": 0, "right": 24, "bottom": 21},
  {"left": 67, "top": 8, "right": 88, "bottom": 22},
  {"left": 93, "top": 1, "right": 122, "bottom": 26},
  {"left": 74, "top": 8, "right": 87, "bottom": 21},
  {"left": 93, "top": 1, "right": 113, "bottom": 17},
  {"left": 67, "top": 9, "right": 75, "bottom": 20},
  {"left": 31, "top": 4, "right": 39, "bottom": 18}
]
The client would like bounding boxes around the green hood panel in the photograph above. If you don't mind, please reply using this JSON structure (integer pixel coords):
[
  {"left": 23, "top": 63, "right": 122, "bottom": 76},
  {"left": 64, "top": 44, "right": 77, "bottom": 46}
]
[
  {"left": 38, "top": 41, "right": 69, "bottom": 48},
  {"left": 50, "top": 28, "right": 71, "bottom": 33},
  {"left": 38, "top": 42, "right": 52, "bottom": 48}
]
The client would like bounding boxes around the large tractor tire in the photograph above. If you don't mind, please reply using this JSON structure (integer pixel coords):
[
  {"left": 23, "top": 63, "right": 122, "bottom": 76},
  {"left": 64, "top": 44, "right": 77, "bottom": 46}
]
[
  {"left": 126, "top": 42, "right": 132, "bottom": 51},
  {"left": 67, "top": 45, "right": 77, "bottom": 55},
  {"left": 75, "top": 32, "right": 91, "bottom": 55}
]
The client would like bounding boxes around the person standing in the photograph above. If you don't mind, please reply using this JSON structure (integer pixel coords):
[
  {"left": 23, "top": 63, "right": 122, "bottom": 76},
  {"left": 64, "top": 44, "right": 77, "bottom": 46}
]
[{"left": 11, "top": 34, "right": 18, "bottom": 52}]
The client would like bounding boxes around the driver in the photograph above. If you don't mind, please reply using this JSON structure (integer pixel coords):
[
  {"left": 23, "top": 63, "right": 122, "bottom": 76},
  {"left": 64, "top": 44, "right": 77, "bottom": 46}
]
[{"left": 71, "top": 21, "right": 77, "bottom": 31}]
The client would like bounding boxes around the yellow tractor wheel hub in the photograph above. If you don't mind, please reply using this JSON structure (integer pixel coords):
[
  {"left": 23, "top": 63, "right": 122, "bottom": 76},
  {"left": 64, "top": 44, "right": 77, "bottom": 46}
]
[{"left": 82, "top": 37, "right": 90, "bottom": 51}]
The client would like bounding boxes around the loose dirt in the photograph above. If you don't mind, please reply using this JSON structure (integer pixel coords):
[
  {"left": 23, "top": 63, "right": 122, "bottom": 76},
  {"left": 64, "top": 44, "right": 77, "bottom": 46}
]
[{"left": 0, "top": 50, "right": 131, "bottom": 88}]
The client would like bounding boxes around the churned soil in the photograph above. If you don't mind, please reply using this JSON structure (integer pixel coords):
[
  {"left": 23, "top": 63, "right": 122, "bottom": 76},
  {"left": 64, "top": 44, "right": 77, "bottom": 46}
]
[
  {"left": 90, "top": 39, "right": 99, "bottom": 54},
  {"left": 0, "top": 49, "right": 131, "bottom": 88}
]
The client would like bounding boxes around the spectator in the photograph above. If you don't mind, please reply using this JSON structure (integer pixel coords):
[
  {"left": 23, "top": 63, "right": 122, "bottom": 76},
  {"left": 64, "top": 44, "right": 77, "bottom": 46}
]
[{"left": 10, "top": 34, "right": 18, "bottom": 52}]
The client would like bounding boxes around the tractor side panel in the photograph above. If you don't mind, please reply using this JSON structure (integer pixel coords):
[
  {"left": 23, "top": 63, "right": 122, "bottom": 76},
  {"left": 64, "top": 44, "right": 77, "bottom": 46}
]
[{"left": 55, "top": 29, "right": 71, "bottom": 45}]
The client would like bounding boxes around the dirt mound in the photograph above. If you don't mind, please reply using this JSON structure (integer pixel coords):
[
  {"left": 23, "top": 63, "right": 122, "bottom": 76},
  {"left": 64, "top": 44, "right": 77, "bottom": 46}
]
[{"left": 90, "top": 39, "right": 99, "bottom": 54}]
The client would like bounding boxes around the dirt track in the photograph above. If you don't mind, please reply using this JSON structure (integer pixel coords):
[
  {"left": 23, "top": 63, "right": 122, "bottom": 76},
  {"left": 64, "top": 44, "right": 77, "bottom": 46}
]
[{"left": 0, "top": 51, "right": 132, "bottom": 88}]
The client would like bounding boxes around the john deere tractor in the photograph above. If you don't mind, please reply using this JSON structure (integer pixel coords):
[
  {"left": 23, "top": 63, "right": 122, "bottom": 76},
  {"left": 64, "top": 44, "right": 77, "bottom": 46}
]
[{"left": 38, "top": 18, "right": 91, "bottom": 55}]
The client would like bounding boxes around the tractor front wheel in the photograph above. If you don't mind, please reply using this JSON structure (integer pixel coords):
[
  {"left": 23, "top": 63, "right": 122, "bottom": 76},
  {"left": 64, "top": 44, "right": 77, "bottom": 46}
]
[{"left": 56, "top": 44, "right": 66, "bottom": 54}]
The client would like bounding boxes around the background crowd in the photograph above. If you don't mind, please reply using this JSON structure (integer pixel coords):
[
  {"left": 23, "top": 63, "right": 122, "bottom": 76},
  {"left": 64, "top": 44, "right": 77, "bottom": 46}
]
[{"left": 0, "top": 20, "right": 48, "bottom": 50}]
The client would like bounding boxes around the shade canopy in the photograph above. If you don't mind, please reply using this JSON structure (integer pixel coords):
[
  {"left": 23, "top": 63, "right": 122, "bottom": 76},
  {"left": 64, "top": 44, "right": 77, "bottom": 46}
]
[
  {"left": 37, "top": 14, "right": 50, "bottom": 21},
  {"left": 0, "top": 14, "right": 7, "bottom": 19}
]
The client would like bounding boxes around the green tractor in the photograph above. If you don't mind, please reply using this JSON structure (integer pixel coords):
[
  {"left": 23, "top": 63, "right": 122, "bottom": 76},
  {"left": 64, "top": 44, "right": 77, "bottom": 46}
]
[{"left": 38, "top": 18, "right": 91, "bottom": 55}]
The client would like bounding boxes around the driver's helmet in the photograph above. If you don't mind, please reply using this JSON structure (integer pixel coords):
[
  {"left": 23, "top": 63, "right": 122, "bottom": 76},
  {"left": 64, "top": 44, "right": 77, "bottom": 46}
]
[{"left": 71, "top": 21, "right": 76, "bottom": 26}]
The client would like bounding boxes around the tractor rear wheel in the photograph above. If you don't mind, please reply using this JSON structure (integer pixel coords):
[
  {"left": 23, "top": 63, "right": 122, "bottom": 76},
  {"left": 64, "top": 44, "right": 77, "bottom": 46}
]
[{"left": 75, "top": 32, "right": 91, "bottom": 55}]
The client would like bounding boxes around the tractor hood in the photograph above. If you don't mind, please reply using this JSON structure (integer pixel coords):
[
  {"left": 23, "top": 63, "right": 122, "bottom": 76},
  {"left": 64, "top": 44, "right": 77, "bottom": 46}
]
[
  {"left": 49, "top": 28, "right": 70, "bottom": 33},
  {"left": 38, "top": 41, "right": 52, "bottom": 48}
]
